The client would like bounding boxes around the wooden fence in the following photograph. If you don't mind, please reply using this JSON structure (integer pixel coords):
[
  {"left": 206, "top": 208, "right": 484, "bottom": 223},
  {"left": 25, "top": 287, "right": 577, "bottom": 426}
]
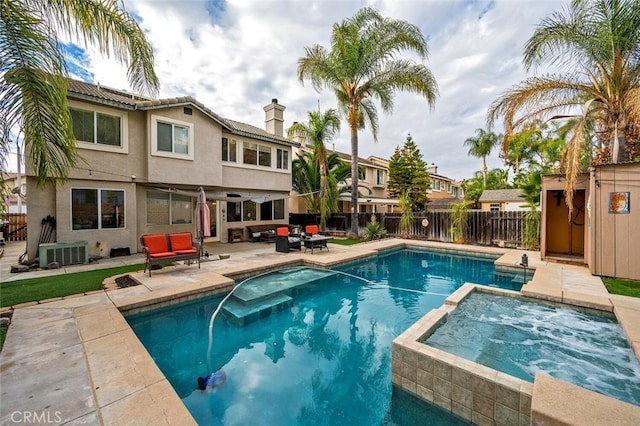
[
  {"left": 2, "top": 213, "right": 27, "bottom": 241},
  {"left": 291, "top": 210, "right": 535, "bottom": 248}
]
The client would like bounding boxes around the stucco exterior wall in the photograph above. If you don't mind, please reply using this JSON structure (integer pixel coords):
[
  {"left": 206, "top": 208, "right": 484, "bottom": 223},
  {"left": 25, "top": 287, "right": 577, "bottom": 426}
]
[
  {"left": 25, "top": 179, "right": 56, "bottom": 261},
  {"left": 146, "top": 107, "right": 223, "bottom": 186},
  {"left": 66, "top": 100, "right": 147, "bottom": 183},
  {"left": 55, "top": 179, "right": 139, "bottom": 258},
  {"left": 221, "top": 164, "right": 291, "bottom": 191}
]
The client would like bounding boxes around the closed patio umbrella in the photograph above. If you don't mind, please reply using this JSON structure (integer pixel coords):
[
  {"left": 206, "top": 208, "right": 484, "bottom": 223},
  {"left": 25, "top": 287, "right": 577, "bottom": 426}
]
[{"left": 195, "top": 187, "right": 211, "bottom": 256}]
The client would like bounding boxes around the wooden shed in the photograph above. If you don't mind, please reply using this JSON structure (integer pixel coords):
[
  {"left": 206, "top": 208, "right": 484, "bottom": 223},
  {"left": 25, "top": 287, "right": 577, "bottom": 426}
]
[{"left": 541, "top": 162, "right": 640, "bottom": 280}]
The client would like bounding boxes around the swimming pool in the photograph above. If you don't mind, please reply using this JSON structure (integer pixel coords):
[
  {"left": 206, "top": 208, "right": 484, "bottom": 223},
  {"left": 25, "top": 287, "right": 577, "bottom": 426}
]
[
  {"left": 424, "top": 292, "right": 640, "bottom": 406},
  {"left": 127, "top": 248, "right": 522, "bottom": 425}
]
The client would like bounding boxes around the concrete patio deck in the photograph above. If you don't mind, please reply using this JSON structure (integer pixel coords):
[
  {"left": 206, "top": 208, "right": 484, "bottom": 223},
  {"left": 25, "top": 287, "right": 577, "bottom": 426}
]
[{"left": 1, "top": 239, "right": 638, "bottom": 425}]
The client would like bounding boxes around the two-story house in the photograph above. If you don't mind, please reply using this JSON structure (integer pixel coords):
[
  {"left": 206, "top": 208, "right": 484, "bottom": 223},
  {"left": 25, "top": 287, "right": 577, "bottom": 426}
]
[
  {"left": 426, "top": 163, "right": 464, "bottom": 209},
  {"left": 24, "top": 79, "right": 298, "bottom": 262},
  {"left": 289, "top": 137, "right": 399, "bottom": 218}
]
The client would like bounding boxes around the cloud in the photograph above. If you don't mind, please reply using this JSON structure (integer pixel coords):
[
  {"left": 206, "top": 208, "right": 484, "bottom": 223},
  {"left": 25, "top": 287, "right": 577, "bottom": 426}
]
[{"left": 69, "top": 0, "right": 568, "bottom": 181}]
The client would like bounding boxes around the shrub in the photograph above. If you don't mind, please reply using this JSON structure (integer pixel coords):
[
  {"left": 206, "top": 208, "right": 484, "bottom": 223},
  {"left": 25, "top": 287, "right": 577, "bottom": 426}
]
[{"left": 363, "top": 215, "right": 387, "bottom": 241}]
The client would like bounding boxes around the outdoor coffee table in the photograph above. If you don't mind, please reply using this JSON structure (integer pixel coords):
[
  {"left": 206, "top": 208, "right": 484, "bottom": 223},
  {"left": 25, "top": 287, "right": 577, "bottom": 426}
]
[{"left": 302, "top": 235, "right": 330, "bottom": 254}]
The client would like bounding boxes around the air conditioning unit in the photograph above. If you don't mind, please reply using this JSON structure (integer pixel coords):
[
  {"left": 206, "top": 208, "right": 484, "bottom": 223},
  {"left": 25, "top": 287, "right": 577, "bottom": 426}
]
[{"left": 39, "top": 241, "right": 89, "bottom": 268}]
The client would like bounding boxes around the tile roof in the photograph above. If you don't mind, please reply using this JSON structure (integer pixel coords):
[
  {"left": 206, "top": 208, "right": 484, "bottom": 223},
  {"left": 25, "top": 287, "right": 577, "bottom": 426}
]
[
  {"left": 66, "top": 78, "right": 299, "bottom": 147},
  {"left": 223, "top": 119, "right": 298, "bottom": 147},
  {"left": 478, "top": 189, "right": 525, "bottom": 202},
  {"left": 67, "top": 79, "right": 148, "bottom": 107}
]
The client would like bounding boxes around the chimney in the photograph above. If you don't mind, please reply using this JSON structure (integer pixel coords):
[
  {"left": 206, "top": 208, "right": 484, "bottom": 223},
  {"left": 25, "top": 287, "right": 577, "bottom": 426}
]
[
  {"left": 288, "top": 121, "right": 306, "bottom": 146},
  {"left": 428, "top": 163, "right": 438, "bottom": 175},
  {"left": 264, "top": 98, "right": 285, "bottom": 137}
]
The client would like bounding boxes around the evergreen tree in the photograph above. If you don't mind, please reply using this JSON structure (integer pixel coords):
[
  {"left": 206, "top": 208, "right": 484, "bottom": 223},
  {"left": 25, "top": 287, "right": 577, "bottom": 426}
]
[{"left": 386, "top": 134, "right": 430, "bottom": 211}]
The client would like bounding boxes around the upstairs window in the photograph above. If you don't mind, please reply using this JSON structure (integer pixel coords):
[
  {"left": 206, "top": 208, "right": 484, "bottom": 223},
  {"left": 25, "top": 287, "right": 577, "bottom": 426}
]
[
  {"left": 358, "top": 166, "right": 366, "bottom": 181},
  {"left": 376, "top": 169, "right": 384, "bottom": 185},
  {"left": 222, "top": 137, "right": 237, "bottom": 162},
  {"left": 151, "top": 115, "right": 194, "bottom": 160},
  {"left": 70, "top": 106, "right": 125, "bottom": 151},
  {"left": 243, "top": 142, "right": 272, "bottom": 167},
  {"left": 243, "top": 142, "right": 258, "bottom": 165},
  {"left": 276, "top": 149, "right": 289, "bottom": 170}
]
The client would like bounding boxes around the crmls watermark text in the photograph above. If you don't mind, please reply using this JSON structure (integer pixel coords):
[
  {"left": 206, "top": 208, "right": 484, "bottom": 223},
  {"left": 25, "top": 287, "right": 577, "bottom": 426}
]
[{"left": 10, "top": 411, "right": 62, "bottom": 424}]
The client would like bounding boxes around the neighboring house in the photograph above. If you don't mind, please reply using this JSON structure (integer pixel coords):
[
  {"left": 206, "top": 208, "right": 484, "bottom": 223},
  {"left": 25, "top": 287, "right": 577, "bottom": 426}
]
[
  {"left": 342, "top": 154, "right": 397, "bottom": 214},
  {"left": 1, "top": 173, "right": 27, "bottom": 214},
  {"left": 541, "top": 162, "right": 640, "bottom": 280},
  {"left": 289, "top": 140, "right": 464, "bottom": 219},
  {"left": 426, "top": 163, "right": 463, "bottom": 205},
  {"left": 24, "top": 79, "right": 298, "bottom": 262},
  {"left": 290, "top": 144, "right": 399, "bottom": 215},
  {"left": 478, "top": 189, "right": 527, "bottom": 212}
]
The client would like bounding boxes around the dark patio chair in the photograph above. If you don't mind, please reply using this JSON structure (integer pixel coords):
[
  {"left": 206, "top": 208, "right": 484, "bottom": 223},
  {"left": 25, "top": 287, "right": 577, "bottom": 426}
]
[{"left": 275, "top": 227, "right": 301, "bottom": 253}]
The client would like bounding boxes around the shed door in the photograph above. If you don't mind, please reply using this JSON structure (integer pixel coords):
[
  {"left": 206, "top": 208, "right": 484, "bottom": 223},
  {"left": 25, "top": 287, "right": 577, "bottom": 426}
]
[{"left": 545, "top": 190, "right": 585, "bottom": 255}]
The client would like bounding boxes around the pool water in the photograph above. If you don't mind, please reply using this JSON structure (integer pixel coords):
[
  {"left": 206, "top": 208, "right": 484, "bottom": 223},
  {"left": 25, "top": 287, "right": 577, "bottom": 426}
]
[
  {"left": 425, "top": 292, "right": 640, "bottom": 406},
  {"left": 127, "top": 249, "right": 521, "bottom": 425}
]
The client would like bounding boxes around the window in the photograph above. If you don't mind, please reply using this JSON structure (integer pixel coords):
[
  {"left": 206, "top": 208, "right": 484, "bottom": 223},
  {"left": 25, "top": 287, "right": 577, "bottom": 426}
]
[
  {"left": 222, "top": 137, "right": 237, "bottom": 162},
  {"left": 490, "top": 203, "right": 500, "bottom": 212},
  {"left": 146, "top": 191, "right": 193, "bottom": 225},
  {"left": 157, "top": 122, "right": 188, "bottom": 153},
  {"left": 358, "top": 166, "right": 366, "bottom": 181},
  {"left": 259, "top": 145, "right": 271, "bottom": 167},
  {"left": 243, "top": 142, "right": 257, "bottom": 165},
  {"left": 243, "top": 200, "right": 256, "bottom": 221},
  {"left": 227, "top": 195, "right": 242, "bottom": 222},
  {"left": 273, "top": 199, "right": 285, "bottom": 220},
  {"left": 276, "top": 149, "right": 288, "bottom": 170},
  {"left": 72, "top": 188, "right": 125, "bottom": 230},
  {"left": 151, "top": 115, "right": 194, "bottom": 159},
  {"left": 171, "top": 194, "right": 193, "bottom": 224},
  {"left": 70, "top": 107, "right": 122, "bottom": 147},
  {"left": 260, "top": 201, "right": 273, "bottom": 221},
  {"left": 432, "top": 180, "right": 441, "bottom": 191},
  {"left": 376, "top": 169, "right": 384, "bottom": 185},
  {"left": 243, "top": 142, "right": 272, "bottom": 167},
  {"left": 260, "top": 199, "right": 285, "bottom": 220}
]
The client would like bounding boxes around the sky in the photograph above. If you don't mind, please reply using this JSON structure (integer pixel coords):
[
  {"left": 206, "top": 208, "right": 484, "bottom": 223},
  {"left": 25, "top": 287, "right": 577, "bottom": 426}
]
[{"left": 57, "top": 0, "right": 570, "bottom": 181}]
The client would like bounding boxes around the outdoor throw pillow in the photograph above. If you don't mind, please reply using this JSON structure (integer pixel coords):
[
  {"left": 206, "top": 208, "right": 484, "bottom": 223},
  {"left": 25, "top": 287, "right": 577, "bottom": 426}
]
[{"left": 169, "top": 233, "right": 193, "bottom": 251}]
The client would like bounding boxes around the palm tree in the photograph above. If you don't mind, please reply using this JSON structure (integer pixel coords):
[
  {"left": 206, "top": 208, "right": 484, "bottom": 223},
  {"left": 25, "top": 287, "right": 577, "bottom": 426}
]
[
  {"left": 463, "top": 128, "right": 500, "bottom": 187},
  {"left": 288, "top": 109, "right": 341, "bottom": 230},
  {"left": 1, "top": 0, "right": 159, "bottom": 185},
  {"left": 297, "top": 7, "right": 438, "bottom": 237},
  {"left": 488, "top": 0, "right": 640, "bottom": 212},
  {"left": 292, "top": 150, "right": 351, "bottom": 225}
]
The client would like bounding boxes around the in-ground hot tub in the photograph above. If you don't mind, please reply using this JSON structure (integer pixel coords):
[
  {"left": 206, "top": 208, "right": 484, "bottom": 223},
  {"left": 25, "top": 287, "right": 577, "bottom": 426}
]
[{"left": 392, "top": 284, "right": 640, "bottom": 425}]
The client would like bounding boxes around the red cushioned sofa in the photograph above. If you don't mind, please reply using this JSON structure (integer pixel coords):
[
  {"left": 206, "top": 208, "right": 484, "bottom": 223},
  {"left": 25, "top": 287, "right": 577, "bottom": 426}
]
[{"left": 140, "top": 232, "right": 200, "bottom": 276}]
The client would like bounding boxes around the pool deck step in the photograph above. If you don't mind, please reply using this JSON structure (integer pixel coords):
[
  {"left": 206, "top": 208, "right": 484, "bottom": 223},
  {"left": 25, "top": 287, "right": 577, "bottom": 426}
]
[
  {"left": 222, "top": 294, "right": 293, "bottom": 326},
  {"left": 231, "top": 268, "right": 338, "bottom": 305}
]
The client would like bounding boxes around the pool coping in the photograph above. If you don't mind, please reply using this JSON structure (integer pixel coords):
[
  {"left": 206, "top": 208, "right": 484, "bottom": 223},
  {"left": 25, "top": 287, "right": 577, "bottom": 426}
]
[{"left": 2, "top": 239, "right": 639, "bottom": 425}]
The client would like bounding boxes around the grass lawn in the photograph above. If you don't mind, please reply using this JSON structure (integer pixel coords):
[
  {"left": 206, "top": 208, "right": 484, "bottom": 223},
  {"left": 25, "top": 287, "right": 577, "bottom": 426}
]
[
  {"left": 0, "top": 323, "right": 7, "bottom": 352},
  {"left": 602, "top": 277, "right": 640, "bottom": 298},
  {"left": 328, "top": 238, "right": 362, "bottom": 246},
  {"left": 0, "top": 264, "right": 145, "bottom": 308}
]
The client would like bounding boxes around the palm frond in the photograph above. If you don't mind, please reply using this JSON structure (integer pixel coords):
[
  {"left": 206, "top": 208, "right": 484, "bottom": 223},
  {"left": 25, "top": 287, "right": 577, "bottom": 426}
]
[{"left": 42, "top": 0, "right": 159, "bottom": 96}]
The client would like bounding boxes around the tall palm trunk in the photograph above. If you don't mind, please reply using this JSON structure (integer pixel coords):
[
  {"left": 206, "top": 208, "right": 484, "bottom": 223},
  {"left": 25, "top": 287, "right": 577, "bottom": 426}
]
[
  {"left": 319, "top": 162, "right": 327, "bottom": 230},
  {"left": 482, "top": 155, "right": 488, "bottom": 188},
  {"left": 350, "top": 126, "right": 359, "bottom": 237}
]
